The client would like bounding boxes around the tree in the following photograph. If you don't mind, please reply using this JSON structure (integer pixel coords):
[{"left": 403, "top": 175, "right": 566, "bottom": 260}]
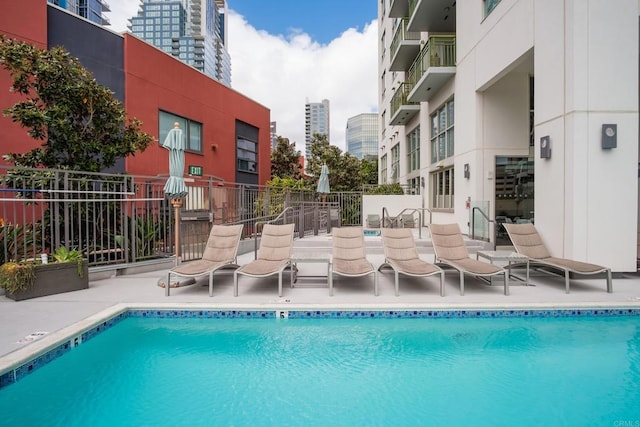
[
  {"left": 306, "top": 133, "right": 362, "bottom": 192},
  {"left": 0, "top": 36, "right": 153, "bottom": 172},
  {"left": 360, "top": 158, "right": 378, "bottom": 185},
  {"left": 270, "top": 136, "right": 302, "bottom": 179}
]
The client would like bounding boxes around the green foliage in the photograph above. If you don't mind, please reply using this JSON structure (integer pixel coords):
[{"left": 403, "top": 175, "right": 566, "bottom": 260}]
[
  {"left": 51, "top": 246, "right": 84, "bottom": 277},
  {"left": 306, "top": 134, "right": 362, "bottom": 192},
  {"left": 0, "top": 36, "right": 153, "bottom": 172},
  {"left": 51, "top": 246, "right": 82, "bottom": 263},
  {"left": 0, "top": 223, "right": 43, "bottom": 264},
  {"left": 254, "top": 176, "right": 311, "bottom": 217},
  {"left": 271, "top": 136, "right": 302, "bottom": 179},
  {"left": 0, "top": 261, "right": 36, "bottom": 294},
  {"left": 360, "top": 158, "right": 378, "bottom": 185},
  {"left": 365, "top": 183, "right": 405, "bottom": 195}
]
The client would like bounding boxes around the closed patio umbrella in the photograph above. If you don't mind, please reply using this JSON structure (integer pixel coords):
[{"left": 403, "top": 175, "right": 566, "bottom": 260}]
[
  {"left": 316, "top": 163, "right": 330, "bottom": 196},
  {"left": 162, "top": 122, "right": 188, "bottom": 266}
]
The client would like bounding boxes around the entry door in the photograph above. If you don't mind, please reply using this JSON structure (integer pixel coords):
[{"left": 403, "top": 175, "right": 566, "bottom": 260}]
[{"left": 495, "top": 157, "right": 534, "bottom": 246}]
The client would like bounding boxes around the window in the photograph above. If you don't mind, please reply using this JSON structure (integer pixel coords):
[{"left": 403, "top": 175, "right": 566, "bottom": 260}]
[
  {"left": 430, "top": 99, "right": 454, "bottom": 163},
  {"left": 159, "top": 110, "right": 202, "bottom": 153},
  {"left": 237, "top": 137, "right": 257, "bottom": 173},
  {"left": 391, "top": 144, "right": 400, "bottom": 181},
  {"left": 407, "top": 126, "right": 420, "bottom": 172},
  {"left": 484, "top": 0, "right": 502, "bottom": 17},
  {"left": 380, "top": 154, "right": 388, "bottom": 184},
  {"left": 431, "top": 167, "right": 454, "bottom": 210}
]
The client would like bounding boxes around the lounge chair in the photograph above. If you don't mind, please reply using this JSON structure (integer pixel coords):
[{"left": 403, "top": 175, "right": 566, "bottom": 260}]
[
  {"left": 234, "top": 223, "right": 295, "bottom": 297},
  {"left": 429, "top": 223, "right": 509, "bottom": 296},
  {"left": 503, "top": 223, "right": 612, "bottom": 293},
  {"left": 165, "top": 224, "right": 244, "bottom": 297},
  {"left": 331, "top": 227, "right": 378, "bottom": 296},
  {"left": 366, "top": 214, "right": 381, "bottom": 228},
  {"left": 378, "top": 228, "right": 444, "bottom": 296}
]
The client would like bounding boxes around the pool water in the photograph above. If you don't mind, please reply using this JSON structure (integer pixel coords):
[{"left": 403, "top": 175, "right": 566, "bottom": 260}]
[{"left": 1, "top": 315, "right": 639, "bottom": 426}]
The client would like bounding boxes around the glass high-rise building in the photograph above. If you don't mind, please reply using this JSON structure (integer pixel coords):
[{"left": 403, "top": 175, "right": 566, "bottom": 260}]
[
  {"left": 129, "top": 0, "right": 231, "bottom": 86},
  {"left": 48, "top": 0, "right": 111, "bottom": 26},
  {"left": 304, "top": 99, "right": 330, "bottom": 157},
  {"left": 346, "top": 113, "right": 378, "bottom": 160}
]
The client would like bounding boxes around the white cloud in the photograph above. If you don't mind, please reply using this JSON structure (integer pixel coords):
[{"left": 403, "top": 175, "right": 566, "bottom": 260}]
[
  {"left": 105, "top": 0, "right": 139, "bottom": 33},
  {"left": 106, "top": 3, "right": 379, "bottom": 154},
  {"left": 228, "top": 11, "right": 378, "bottom": 154}
]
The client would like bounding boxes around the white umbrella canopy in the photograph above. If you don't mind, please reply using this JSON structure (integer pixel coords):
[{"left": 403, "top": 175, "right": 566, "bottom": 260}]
[{"left": 162, "top": 122, "right": 188, "bottom": 199}]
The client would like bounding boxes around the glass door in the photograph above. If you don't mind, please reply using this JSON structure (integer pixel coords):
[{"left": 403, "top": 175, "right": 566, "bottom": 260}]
[{"left": 495, "top": 157, "right": 534, "bottom": 246}]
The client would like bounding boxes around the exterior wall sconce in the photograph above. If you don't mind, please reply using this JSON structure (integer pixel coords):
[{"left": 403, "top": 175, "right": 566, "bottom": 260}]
[
  {"left": 540, "top": 136, "right": 551, "bottom": 159},
  {"left": 463, "top": 163, "right": 470, "bottom": 179},
  {"left": 211, "top": 144, "right": 218, "bottom": 151},
  {"left": 601, "top": 124, "right": 617, "bottom": 149}
]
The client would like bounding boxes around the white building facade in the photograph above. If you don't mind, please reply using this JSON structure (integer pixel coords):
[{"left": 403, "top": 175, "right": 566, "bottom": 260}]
[{"left": 378, "top": 0, "right": 638, "bottom": 272}]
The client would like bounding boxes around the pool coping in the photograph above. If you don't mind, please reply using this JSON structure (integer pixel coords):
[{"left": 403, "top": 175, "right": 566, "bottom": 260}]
[{"left": 1, "top": 301, "right": 639, "bottom": 387}]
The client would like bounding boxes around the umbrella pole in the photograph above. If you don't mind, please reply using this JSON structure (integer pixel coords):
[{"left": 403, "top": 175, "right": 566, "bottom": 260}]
[{"left": 171, "top": 198, "right": 183, "bottom": 266}]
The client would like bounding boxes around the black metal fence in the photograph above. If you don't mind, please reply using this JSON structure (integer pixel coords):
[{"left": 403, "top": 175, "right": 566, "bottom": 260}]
[{"left": 0, "top": 167, "right": 367, "bottom": 267}]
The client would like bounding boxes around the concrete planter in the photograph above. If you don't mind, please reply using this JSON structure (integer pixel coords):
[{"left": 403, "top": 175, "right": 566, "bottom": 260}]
[{"left": 6, "top": 261, "right": 89, "bottom": 301}]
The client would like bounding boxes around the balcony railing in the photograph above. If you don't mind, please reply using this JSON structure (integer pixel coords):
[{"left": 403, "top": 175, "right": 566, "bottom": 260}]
[
  {"left": 408, "top": 35, "right": 456, "bottom": 86},
  {"left": 390, "top": 82, "right": 420, "bottom": 125},
  {"left": 390, "top": 18, "right": 421, "bottom": 60}
]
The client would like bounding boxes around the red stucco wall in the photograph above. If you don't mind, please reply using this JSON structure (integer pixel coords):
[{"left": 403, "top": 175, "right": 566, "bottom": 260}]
[
  {"left": 123, "top": 35, "right": 271, "bottom": 184},
  {"left": 0, "top": 0, "right": 48, "bottom": 165}
]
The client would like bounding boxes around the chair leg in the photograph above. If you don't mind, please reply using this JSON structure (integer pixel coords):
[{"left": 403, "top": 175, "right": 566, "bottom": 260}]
[
  {"left": 278, "top": 271, "right": 283, "bottom": 297},
  {"left": 606, "top": 269, "right": 613, "bottom": 293},
  {"left": 394, "top": 270, "right": 399, "bottom": 296},
  {"left": 374, "top": 271, "right": 378, "bottom": 296},
  {"left": 166, "top": 272, "right": 171, "bottom": 296},
  {"left": 504, "top": 271, "right": 509, "bottom": 296},
  {"left": 209, "top": 271, "right": 214, "bottom": 297},
  {"left": 439, "top": 271, "right": 445, "bottom": 297},
  {"left": 565, "top": 270, "right": 570, "bottom": 294},
  {"left": 233, "top": 271, "right": 239, "bottom": 297},
  {"left": 459, "top": 271, "right": 465, "bottom": 296}
]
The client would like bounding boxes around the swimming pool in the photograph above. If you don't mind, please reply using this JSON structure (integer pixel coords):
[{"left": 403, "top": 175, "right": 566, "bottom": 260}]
[{"left": 0, "top": 308, "right": 639, "bottom": 426}]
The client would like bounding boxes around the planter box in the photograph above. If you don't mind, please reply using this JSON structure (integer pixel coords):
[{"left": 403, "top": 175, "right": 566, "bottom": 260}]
[{"left": 6, "top": 261, "right": 89, "bottom": 301}]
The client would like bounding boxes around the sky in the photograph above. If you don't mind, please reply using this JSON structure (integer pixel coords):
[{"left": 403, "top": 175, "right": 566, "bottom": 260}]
[{"left": 105, "top": 0, "right": 379, "bottom": 153}]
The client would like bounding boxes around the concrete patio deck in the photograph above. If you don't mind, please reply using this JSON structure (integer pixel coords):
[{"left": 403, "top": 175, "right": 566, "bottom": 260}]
[{"left": 1, "top": 242, "right": 639, "bottom": 359}]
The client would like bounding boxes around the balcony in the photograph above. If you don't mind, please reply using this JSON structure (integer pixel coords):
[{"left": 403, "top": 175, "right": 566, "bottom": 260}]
[
  {"left": 389, "top": 0, "right": 410, "bottom": 18},
  {"left": 408, "top": 0, "right": 456, "bottom": 33},
  {"left": 407, "top": 35, "right": 456, "bottom": 103},
  {"left": 389, "top": 83, "right": 420, "bottom": 126},
  {"left": 389, "top": 18, "right": 421, "bottom": 71}
]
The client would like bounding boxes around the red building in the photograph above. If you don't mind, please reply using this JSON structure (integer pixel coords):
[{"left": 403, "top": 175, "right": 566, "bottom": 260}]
[{"left": 0, "top": 0, "right": 270, "bottom": 186}]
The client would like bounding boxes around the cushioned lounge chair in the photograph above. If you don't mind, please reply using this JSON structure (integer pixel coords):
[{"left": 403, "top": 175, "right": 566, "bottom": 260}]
[
  {"left": 429, "top": 223, "right": 509, "bottom": 296},
  {"left": 165, "top": 224, "right": 244, "bottom": 297},
  {"left": 503, "top": 223, "right": 612, "bottom": 293},
  {"left": 234, "top": 223, "right": 295, "bottom": 297},
  {"left": 378, "top": 228, "right": 444, "bottom": 296},
  {"left": 366, "top": 214, "right": 381, "bottom": 228},
  {"left": 331, "top": 227, "right": 378, "bottom": 296}
]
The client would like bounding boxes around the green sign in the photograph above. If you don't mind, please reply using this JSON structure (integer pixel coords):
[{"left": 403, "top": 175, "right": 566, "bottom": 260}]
[{"left": 188, "top": 165, "right": 203, "bottom": 176}]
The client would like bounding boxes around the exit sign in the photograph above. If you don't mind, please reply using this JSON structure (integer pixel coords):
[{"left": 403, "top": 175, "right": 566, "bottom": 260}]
[{"left": 188, "top": 165, "right": 203, "bottom": 176}]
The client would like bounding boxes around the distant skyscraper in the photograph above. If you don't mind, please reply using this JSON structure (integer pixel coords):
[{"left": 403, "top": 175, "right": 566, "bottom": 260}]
[
  {"left": 129, "top": 0, "right": 231, "bottom": 86},
  {"left": 270, "top": 121, "right": 277, "bottom": 150},
  {"left": 305, "top": 99, "right": 330, "bottom": 157},
  {"left": 346, "top": 113, "right": 378, "bottom": 160},
  {"left": 48, "top": 0, "right": 111, "bottom": 26}
]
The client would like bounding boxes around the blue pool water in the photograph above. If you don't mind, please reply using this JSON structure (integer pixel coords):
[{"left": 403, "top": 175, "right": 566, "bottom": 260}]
[{"left": 1, "top": 314, "right": 639, "bottom": 426}]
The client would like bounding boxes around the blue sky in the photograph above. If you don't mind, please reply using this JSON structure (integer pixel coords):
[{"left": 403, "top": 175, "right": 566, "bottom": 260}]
[
  {"left": 229, "top": 0, "right": 377, "bottom": 45},
  {"left": 106, "top": 0, "right": 379, "bottom": 153}
]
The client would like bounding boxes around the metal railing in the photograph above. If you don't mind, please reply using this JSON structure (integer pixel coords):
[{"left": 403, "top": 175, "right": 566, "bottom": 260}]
[
  {"left": 390, "top": 18, "right": 421, "bottom": 60},
  {"left": 471, "top": 206, "right": 496, "bottom": 246},
  {"left": 407, "top": 35, "right": 457, "bottom": 87},
  {"left": 390, "top": 82, "right": 419, "bottom": 118},
  {"left": 0, "top": 166, "right": 361, "bottom": 268}
]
